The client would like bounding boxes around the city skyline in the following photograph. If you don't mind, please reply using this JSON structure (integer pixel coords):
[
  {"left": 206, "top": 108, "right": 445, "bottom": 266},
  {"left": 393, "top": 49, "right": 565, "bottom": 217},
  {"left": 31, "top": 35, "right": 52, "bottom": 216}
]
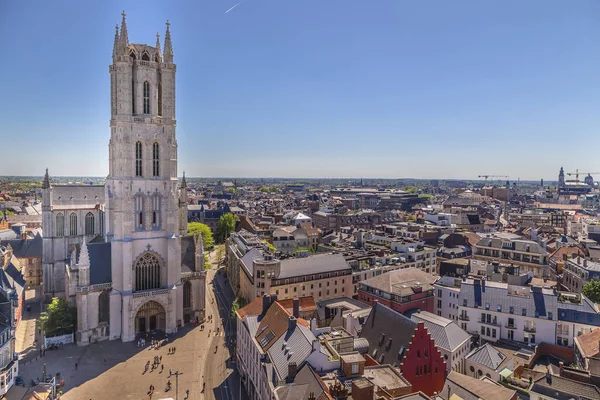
[{"left": 1, "top": 0, "right": 600, "bottom": 179}]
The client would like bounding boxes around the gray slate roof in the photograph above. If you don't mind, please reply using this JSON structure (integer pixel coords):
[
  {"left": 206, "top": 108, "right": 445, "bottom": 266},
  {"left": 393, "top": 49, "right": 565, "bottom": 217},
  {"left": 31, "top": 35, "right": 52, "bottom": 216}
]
[
  {"left": 359, "top": 302, "right": 417, "bottom": 367},
  {"left": 267, "top": 323, "right": 316, "bottom": 381},
  {"left": 180, "top": 236, "right": 197, "bottom": 273},
  {"left": 88, "top": 242, "right": 112, "bottom": 285},
  {"left": 532, "top": 374, "right": 600, "bottom": 400},
  {"left": 1, "top": 232, "right": 43, "bottom": 259},
  {"left": 274, "top": 364, "right": 326, "bottom": 400},
  {"left": 277, "top": 253, "right": 350, "bottom": 279},
  {"left": 411, "top": 311, "right": 471, "bottom": 352},
  {"left": 465, "top": 343, "right": 505, "bottom": 371}
]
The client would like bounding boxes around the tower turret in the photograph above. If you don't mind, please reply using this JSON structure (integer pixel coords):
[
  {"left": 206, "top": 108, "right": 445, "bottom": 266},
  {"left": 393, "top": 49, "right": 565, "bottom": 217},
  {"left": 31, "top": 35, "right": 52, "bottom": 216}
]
[
  {"left": 164, "top": 20, "right": 173, "bottom": 63},
  {"left": 42, "top": 168, "right": 51, "bottom": 189},
  {"left": 179, "top": 172, "right": 188, "bottom": 236},
  {"left": 112, "top": 24, "right": 120, "bottom": 58},
  {"left": 78, "top": 238, "right": 90, "bottom": 287},
  {"left": 119, "top": 11, "right": 129, "bottom": 52},
  {"left": 155, "top": 32, "right": 162, "bottom": 61}
]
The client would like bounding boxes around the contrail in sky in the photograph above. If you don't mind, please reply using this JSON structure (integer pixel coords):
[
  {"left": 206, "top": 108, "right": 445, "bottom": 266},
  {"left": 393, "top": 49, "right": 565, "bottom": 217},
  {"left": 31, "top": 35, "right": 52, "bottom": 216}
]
[{"left": 225, "top": 0, "right": 245, "bottom": 14}]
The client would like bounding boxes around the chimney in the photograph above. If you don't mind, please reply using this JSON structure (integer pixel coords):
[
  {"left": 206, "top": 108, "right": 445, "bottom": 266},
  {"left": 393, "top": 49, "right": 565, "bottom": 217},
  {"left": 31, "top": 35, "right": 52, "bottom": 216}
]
[
  {"left": 262, "top": 294, "right": 271, "bottom": 315},
  {"left": 288, "top": 362, "right": 297, "bottom": 379},
  {"left": 270, "top": 293, "right": 278, "bottom": 305},
  {"left": 293, "top": 297, "right": 300, "bottom": 318},
  {"left": 559, "top": 361, "right": 564, "bottom": 376},
  {"left": 584, "top": 259, "right": 588, "bottom": 268},
  {"left": 288, "top": 315, "right": 297, "bottom": 333}
]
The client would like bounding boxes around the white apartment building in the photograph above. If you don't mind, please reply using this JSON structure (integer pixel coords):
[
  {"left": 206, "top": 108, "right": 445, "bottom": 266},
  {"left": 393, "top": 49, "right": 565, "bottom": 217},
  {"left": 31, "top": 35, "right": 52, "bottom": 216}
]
[
  {"left": 453, "top": 277, "right": 600, "bottom": 348},
  {"left": 434, "top": 275, "right": 462, "bottom": 323},
  {"left": 472, "top": 236, "right": 549, "bottom": 278}
]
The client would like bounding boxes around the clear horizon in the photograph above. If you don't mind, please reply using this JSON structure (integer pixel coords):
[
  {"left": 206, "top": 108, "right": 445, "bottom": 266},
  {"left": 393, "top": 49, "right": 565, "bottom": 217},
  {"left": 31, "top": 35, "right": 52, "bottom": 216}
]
[{"left": 1, "top": 1, "right": 599, "bottom": 180}]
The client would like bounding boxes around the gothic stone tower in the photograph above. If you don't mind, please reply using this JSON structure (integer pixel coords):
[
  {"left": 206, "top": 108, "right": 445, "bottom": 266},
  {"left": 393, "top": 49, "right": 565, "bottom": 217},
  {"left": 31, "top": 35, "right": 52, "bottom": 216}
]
[{"left": 106, "top": 13, "right": 185, "bottom": 341}]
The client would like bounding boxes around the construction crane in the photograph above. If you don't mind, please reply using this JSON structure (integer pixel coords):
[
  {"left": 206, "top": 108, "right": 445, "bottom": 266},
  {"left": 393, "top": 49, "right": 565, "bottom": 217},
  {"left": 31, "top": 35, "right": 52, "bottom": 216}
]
[
  {"left": 478, "top": 175, "right": 509, "bottom": 183},
  {"left": 566, "top": 169, "right": 600, "bottom": 183}
]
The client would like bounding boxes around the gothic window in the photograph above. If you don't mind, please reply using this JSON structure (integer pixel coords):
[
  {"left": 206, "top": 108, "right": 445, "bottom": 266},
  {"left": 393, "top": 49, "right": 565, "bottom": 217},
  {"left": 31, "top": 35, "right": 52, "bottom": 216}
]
[
  {"left": 69, "top": 213, "right": 78, "bottom": 236},
  {"left": 151, "top": 193, "right": 161, "bottom": 229},
  {"left": 157, "top": 78, "right": 162, "bottom": 117},
  {"left": 134, "top": 252, "right": 161, "bottom": 291},
  {"left": 135, "top": 141, "right": 143, "bottom": 177},
  {"left": 99, "top": 210, "right": 105, "bottom": 237},
  {"left": 99, "top": 290, "right": 110, "bottom": 324},
  {"left": 134, "top": 193, "right": 144, "bottom": 230},
  {"left": 152, "top": 142, "right": 159, "bottom": 177},
  {"left": 143, "top": 81, "right": 150, "bottom": 114},
  {"left": 142, "top": 51, "right": 150, "bottom": 61},
  {"left": 56, "top": 213, "right": 64, "bottom": 237},
  {"left": 85, "top": 212, "right": 95, "bottom": 236},
  {"left": 183, "top": 281, "right": 191, "bottom": 309}
]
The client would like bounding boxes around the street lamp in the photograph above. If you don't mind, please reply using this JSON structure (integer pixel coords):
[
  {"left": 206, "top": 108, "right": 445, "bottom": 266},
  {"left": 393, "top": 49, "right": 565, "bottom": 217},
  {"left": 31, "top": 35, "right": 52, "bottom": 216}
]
[{"left": 169, "top": 370, "right": 183, "bottom": 400}]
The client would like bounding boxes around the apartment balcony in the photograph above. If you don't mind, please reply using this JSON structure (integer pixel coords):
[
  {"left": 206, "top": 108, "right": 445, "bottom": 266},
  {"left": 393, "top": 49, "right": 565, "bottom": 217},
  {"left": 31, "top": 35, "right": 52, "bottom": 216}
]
[
  {"left": 505, "top": 323, "right": 517, "bottom": 329},
  {"left": 458, "top": 314, "right": 470, "bottom": 321},
  {"left": 478, "top": 319, "right": 500, "bottom": 327},
  {"left": 524, "top": 325, "right": 536, "bottom": 333}
]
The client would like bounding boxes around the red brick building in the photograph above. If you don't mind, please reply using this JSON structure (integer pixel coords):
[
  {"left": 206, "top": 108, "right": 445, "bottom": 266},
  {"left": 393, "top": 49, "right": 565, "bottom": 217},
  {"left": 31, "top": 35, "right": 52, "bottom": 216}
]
[
  {"left": 400, "top": 322, "right": 446, "bottom": 396},
  {"left": 357, "top": 268, "right": 437, "bottom": 315},
  {"left": 360, "top": 302, "right": 446, "bottom": 397}
]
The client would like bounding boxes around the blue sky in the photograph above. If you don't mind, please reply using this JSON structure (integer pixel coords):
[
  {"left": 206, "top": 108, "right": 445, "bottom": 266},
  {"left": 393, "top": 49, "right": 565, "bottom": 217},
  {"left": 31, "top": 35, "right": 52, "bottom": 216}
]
[{"left": 1, "top": 0, "right": 599, "bottom": 180}]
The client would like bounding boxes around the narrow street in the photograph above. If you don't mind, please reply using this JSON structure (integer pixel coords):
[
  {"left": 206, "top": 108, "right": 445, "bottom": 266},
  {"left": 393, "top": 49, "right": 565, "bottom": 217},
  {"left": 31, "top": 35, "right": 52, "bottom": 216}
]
[{"left": 203, "top": 246, "right": 248, "bottom": 400}]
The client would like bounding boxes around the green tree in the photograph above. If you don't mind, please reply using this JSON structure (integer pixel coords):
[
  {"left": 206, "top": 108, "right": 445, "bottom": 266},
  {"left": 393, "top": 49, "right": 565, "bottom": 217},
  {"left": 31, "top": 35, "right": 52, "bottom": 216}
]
[
  {"left": 216, "top": 213, "right": 237, "bottom": 243},
  {"left": 231, "top": 296, "right": 247, "bottom": 319},
  {"left": 37, "top": 297, "right": 76, "bottom": 337},
  {"left": 403, "top": 186, "right": 418, "bottom": 194},
  {"left": 187, "top": 222, "right": 215, "bottom": 250},
  {"left": 583, "top": 280, "right": 600, "bottom": 303}
]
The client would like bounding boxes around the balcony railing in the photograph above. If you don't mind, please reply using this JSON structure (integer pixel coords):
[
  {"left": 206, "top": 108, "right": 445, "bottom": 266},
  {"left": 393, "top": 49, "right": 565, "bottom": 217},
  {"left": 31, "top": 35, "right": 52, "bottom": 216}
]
[
  {"left": 524, "top": 325, "right": 536, "bottom": 333},
  {"left": 478, "top": 319, "right": 500, "bottom": 327},
  {"left": 132, "top": 288, "right": 171, "bottom": 299},
  {"left": 505, "top": 323, "right": 516, "bottom": 329},
  {"left": 458, "top": 314, "right": 470, "bottom": 321}
]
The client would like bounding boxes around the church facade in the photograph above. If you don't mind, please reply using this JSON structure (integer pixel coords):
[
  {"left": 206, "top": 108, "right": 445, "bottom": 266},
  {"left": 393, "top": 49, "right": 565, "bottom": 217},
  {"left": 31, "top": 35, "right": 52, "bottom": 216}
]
[{"left": 41, "top": 14, "right": 206, "bottom": 344}]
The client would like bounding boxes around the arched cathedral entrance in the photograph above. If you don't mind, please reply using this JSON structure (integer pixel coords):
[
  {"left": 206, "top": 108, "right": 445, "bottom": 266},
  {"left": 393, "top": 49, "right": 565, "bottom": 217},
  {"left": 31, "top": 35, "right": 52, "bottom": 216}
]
[{"left": 135, "top": 301, "right": 166, "bottom": 334}]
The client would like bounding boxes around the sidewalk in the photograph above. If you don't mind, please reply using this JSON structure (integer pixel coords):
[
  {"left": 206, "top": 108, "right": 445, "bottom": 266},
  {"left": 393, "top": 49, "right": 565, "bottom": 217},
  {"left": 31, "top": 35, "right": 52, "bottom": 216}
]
[{"left": 15, "top": 289, "right": 43, "bottom": 360}]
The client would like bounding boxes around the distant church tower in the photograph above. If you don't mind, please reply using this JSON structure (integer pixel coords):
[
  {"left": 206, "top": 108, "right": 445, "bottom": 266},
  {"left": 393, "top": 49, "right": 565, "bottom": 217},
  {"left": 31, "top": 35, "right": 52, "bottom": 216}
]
[
  {"left": 106, "top": 13, "right": 184, "bottom": 341},
  {"left": 558, "top": 166, "right": 565, "bottom": 188}
]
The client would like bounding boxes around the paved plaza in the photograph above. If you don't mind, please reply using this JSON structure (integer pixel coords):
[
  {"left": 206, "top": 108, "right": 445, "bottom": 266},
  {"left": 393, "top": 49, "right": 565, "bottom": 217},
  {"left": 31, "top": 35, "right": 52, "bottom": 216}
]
[{"left": 7, "top": 248, "right": 245, "bottom": 400}]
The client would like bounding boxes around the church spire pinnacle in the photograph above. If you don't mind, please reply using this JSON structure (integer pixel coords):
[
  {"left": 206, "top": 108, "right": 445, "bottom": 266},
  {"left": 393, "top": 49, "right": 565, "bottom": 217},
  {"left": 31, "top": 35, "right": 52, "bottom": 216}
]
[
  {"left": 119, "top": 11, "right": 129, "bottom": 51},
  {"left": 164, "top": 20, "right": 173, "bottom": 63},
  {"left": 181, "top": 171, "right": 187, "bottom": 188},
  {"left": 155, "top": 32, "right": 161, "bottom": 58},
  {"left": 42, "top": 168, "right": 51, "bottom": 189},
  {"left": 79, "top": 238, "right": 90, "bottom": 267},
  {"left": 113, "top": 24, "right": 120, "bottom": 57}
]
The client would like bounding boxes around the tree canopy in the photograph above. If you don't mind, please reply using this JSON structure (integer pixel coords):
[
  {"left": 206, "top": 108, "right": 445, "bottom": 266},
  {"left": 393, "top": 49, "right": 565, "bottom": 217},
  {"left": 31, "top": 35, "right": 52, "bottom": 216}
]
[
  {"left": 187, "top": 222, "right": 214, "bottom": 250},
  {"left": 37, "top": 297, "right": 76, "bottom": 337},
  {"left": 583, "top": 280, "right": 600, "bottom": 304},
  {"left": 217, "top": 213, "right": 237, "bottom": 243}
]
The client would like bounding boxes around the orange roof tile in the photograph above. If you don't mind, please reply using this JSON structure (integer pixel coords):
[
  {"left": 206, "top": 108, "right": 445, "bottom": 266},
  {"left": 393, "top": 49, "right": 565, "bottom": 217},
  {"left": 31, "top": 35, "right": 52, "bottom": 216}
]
[{"left": 576, "top": 328, "right": 600, "bottom": 358}]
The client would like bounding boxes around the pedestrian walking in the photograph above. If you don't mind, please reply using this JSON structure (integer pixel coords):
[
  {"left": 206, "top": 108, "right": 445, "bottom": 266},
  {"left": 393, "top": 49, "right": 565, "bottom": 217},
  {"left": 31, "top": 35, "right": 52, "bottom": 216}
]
[
  {"left": 159, "top": 355, "right": 162, "bottom": 363},
  {"left": 75, "top": 362, "right": 78, "bottom": 370},
  {"left": 103, "top": 356, "right": 107, "bottom": 365},
  {"left": 161, "top": 364, "right": 164, "bottom": 373}
]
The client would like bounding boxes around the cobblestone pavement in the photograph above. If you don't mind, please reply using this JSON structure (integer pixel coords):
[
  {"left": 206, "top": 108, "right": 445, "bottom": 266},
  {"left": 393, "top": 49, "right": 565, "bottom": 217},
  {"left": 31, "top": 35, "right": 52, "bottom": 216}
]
[
  {"left": 11, "top": 255, "right": 244, "bottom": 400},
  {"left": 16, "top": 323, "right": 212, "bottom": 400}
]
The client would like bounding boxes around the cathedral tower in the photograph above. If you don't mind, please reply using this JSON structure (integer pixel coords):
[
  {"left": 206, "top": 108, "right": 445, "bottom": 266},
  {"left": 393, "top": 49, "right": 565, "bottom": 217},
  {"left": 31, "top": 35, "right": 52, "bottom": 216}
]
[{"left": 106, "top": 13, "right": 183, "bottom": 341}]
